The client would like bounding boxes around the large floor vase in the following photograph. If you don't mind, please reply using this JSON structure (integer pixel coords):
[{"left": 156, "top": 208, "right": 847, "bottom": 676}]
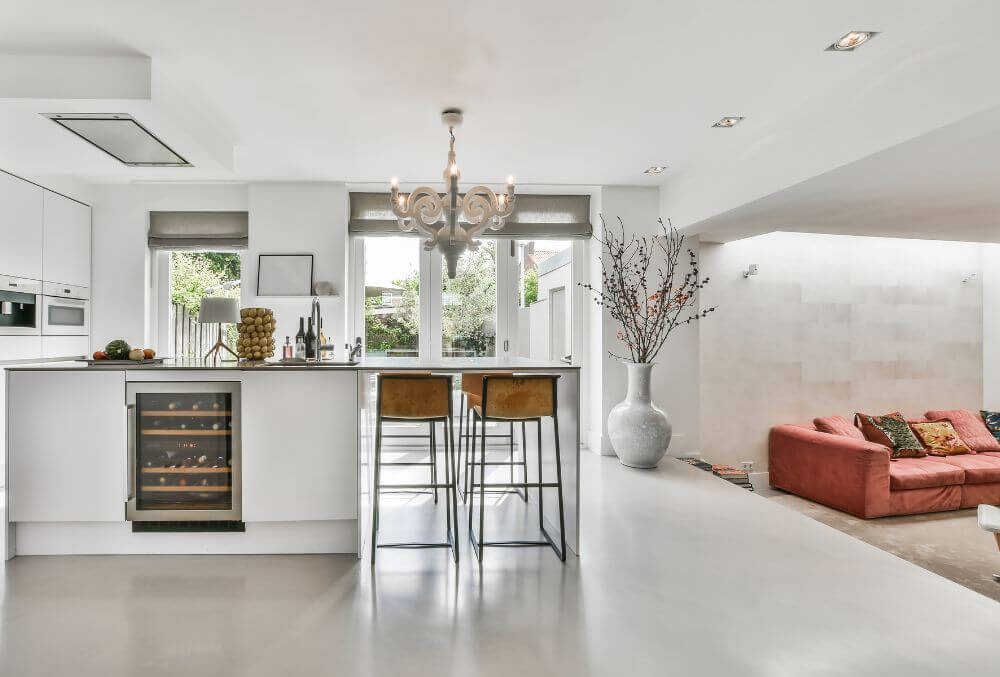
[{"left": 607, "top": 362, "right": 672, "bottom": 468}]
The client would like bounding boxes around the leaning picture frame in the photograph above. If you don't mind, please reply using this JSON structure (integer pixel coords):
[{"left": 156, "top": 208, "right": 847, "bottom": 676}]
[{"left": 256, "top": 254, "right": 314, "bottom": 296}]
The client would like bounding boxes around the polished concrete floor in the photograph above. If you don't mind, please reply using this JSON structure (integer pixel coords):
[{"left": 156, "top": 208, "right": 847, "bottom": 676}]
[
  {"left": 770, "top": 493, "right": 1000, "bottom": 601},
  {"left": 2, "top": 454, "right": 999, "bottom": 677}
]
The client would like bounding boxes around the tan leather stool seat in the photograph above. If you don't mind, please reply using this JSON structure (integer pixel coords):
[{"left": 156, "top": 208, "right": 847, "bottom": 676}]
[
  {"left": 461, "top": 372, "right": 511, "bottom": 410},
  {"left": 482, "top": 376, "right": 555, "bottom": 419},
  {"left": 379, "top": 375, "right": 448, "bottom": 419}
]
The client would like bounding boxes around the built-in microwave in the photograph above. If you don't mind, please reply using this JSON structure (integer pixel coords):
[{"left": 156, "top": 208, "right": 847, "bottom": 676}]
[
  {"left": 0, "top": 274, "right": 41, "bottom": 336},
  {"left": 41, "top": 282, "right": 89, "bottom": 336}
]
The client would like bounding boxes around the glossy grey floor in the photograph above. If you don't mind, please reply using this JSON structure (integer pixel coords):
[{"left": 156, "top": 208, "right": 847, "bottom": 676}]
[{"left": 2, "top": 455, "right": 999, "bottom": 677}]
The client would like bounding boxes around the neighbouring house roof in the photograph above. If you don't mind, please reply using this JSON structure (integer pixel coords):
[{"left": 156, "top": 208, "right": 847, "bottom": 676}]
[
  {"left": 537, "top": 248, "right": 572, "bottom": 277},
  {"left": 365, "top": 284, "right": 404, "bottom": 298},
  {"left": 526, "top": 250, "right": 557, "bottom": 271}
]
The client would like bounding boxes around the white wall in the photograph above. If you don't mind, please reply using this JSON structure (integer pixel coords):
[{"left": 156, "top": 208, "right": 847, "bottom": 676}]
[
  {"left": 983, "top": 243, "right": 1000, "bottom": 409},
  {"left": 244, "top": 183, "right": 349, "bottom": 351},
  {"left": 91, "top": 182, "right": 350, "bottom": 355},
  {"left": 91, "top": 183, "right": 248, "bottom": 351},
  {"left": 699, "top": 232, "right": 984, "bottom": 470}
]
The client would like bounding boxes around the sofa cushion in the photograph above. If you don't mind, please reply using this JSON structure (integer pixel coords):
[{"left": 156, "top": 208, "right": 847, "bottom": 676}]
[
  {"left": 925, "top": 409, "right": 998, "bottom": 452},
  {"left": 813, "top": 415, "right": 865, "bottom": 440},
  {"left": 909, "top": 421, "right": 972, "bottom": 456},
  {"left": 855, "top": 412, "right": 926, "bottom": 458},
  {"left": 888, "top": 458, "right": 965, "bottom": 491},
  {"left": 924, "top": 454, "right": 1000, "bottom": 484}
]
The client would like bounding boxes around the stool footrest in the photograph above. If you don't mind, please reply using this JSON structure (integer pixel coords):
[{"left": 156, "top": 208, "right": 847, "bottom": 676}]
[
  {"left": 379, "top": 483, "right": 454, "bottom": 490},
  {"left": 470, "top": 482, "right": 561, "bottom": 489},
  {"left": 377, "top": 542, "right": 453, "bottom": 549},
  {"left": 378, "top": 461, "right": 435, "bottom": 467}
]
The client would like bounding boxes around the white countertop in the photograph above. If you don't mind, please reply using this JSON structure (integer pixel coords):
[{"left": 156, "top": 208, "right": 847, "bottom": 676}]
[{"left": 4, "top": 356, "right": 580, "bottom": 371}]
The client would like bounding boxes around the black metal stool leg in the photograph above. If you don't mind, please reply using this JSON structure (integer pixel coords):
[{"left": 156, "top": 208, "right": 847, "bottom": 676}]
[
  {"left": 446, "top": 414, "right": 459, "bottom": 563},
  {"left": 477, "top": 409, "right": 487, "bottom": 562},
  {"left": 371, "top": 412, "right": 382, "bottom": 565},
  {"left": 430, "top": 421, "right": 438, "bottom": 504},
  {"left": 465, "top": 409, "right": 476, "bottom": 503},
  {"left": 509, "top": 421, "right": 514, "bottom": 485},
  {"left": 536, "top": 418, "right": 544, "bottom": 531},
  {"left": 519, "top": 420, "right": 528, "bottom": 502},
  {"left": 457, "top": 393, "right": 465, "bottom": 500}
]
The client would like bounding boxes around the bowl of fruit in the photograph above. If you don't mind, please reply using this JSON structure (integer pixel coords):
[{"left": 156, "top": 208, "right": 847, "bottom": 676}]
[{"left": 85, "top": 340, "right": 162, "bottom": 365}]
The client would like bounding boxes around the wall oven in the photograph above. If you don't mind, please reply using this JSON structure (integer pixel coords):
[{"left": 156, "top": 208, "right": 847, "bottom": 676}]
[
  {"left": 0, "top": 274, "right": 41, "bottom": 336},
  {"left": 41, "top": 282, "right": 89, "bottom": 335},
  {"left": 126, "top": 382, "right": 242, "bottom": 523}
]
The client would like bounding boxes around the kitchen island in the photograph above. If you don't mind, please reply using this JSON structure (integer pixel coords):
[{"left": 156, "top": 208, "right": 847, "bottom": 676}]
[{"left": 3, "top": 358, "right": 580, "bottom": 560}]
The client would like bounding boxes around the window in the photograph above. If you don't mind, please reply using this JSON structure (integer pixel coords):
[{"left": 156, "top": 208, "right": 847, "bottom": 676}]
[
  {"left": 363, "top": 237, "right": 420, "bottom": 358},
  {"left": 517, "top": 240, "right": 572, "bottom": 361},
  {"left": 154, "top": 251, "right": 241, "bottom": 358}
]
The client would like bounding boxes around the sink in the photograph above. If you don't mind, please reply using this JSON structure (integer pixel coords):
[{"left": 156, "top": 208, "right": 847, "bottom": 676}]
[{"left": 258, "top": 360, "right": 358, "bottom": 367}]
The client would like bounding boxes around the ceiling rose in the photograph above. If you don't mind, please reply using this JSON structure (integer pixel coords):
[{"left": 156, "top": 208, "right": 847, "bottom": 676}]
[{"left": 390, "top": 109, "right": 516, "bottom": 278}]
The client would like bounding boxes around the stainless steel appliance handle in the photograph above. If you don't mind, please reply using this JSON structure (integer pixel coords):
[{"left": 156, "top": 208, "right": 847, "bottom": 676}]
[{"left": 126, "top": 404, "right": 136, "bottom": 501}]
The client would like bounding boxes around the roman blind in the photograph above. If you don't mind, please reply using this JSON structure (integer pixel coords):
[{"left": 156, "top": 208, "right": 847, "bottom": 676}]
[
  {"left": 348, "top": 192, "right": 592, "bottom": 239},
  {"left": 148, "top": 211, "right": 249, "bottom": 250}
]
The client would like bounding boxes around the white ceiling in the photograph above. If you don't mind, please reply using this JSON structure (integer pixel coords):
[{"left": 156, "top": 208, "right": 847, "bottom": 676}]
[
  {"left": 688, "top": 104, "right": 1000, "bottom": 243},
  {"left": 2, "top": 0, "right": 1000, "bottom": 239}
]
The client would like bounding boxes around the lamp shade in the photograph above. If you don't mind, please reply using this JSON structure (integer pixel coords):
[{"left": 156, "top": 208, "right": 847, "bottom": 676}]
[{"left": 198, "top": 297, "right": 240, "bottom": 324}]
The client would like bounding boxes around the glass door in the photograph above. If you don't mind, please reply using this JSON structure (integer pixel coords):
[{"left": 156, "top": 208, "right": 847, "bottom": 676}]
[
  {"left": 439, "top": 240, "right": 498, "bottom": 358},
  {"left": 127, "top": 382, "right": 241, "bottom": 521},
  {"left": 361, "top": 237, "right": 421, "bottom": 358},
  {"left": 509, "top": 239, "right": 574, "bottom": 361}
]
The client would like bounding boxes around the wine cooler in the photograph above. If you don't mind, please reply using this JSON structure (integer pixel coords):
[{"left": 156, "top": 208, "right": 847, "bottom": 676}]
[{"left": 126, "top": 382, "right": 241, "bottom": 523}]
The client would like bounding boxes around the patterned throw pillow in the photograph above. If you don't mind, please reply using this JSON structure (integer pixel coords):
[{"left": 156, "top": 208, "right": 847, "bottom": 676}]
[
  {"left": 854, "top": 412, "right": 926, "bottom": 458},
  {"left": 981, "top": 411, "right": 1000, "bottom": 443},
  {"left": 910, "top": 422, "right": 972, "bottom": 456}
]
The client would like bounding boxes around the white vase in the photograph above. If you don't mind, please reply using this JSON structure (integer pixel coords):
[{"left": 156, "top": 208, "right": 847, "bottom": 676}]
[{"left": 607, "top": 362, "right": 672, "bottom": 469}]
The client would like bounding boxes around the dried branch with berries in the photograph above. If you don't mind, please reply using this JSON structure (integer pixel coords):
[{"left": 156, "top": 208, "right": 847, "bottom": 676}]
[{"left": 580, "top": 217, "right": 715, "bottom": 363}]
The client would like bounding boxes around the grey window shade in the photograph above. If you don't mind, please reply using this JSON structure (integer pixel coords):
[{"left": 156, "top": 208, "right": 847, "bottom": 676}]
[
  {"left": 349, "top": 192, "right": 592, "bottom": 239},
  {"left": 148, "top": 211, "right": 249, "bottom": 250}
]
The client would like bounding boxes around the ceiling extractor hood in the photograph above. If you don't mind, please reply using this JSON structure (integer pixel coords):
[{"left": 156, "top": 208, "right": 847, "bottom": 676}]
[{"left": 43, "top": 113, "right": 191, "bottom": 167}]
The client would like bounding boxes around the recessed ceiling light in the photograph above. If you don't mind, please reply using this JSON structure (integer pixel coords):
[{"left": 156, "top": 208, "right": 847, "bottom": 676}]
[
  {"left": 43, "top": 113, "right": 191, "bottom": 167},
  {"left": 826, "top": 31, "right": 877, "bottom": 52},
  {"left": 644, "top": 165, "right": 666, "bottom": 175},
  {"left": 712, "top": 116, "right": 744, "bottom": 129}
]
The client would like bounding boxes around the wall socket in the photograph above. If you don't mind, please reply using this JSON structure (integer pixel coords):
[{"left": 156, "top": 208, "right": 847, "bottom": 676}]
[{"left": 741, "top": 461, "right": 754, "bottom": 472}]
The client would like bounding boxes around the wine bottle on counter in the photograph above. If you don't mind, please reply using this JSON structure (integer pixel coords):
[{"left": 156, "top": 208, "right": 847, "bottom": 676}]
[
  {"left": 295, "top": 318, "right": 306, "bottom": 359},
  {"left": 305, "top": 317, "right": 316, "bottom": 359}
]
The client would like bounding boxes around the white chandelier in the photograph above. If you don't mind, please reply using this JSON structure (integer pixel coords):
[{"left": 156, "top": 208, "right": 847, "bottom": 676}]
[{"left": 390, "top": 109, "right": 516, "bottom": 278}]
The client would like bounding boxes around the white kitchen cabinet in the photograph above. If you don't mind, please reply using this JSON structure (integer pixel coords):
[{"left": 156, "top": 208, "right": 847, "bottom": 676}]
[
  {"left": 41, "top": 335, "right": 89, "bottom": 359},
  {"left": 241, "top": 371, "right": 358, "bottom": 521},
  {"left": 8, "top": 370, "right": 126, "bottom": 522},
  {"left": 43, "top": 190, "right": 91, "bottom": 287},
  {"left": 0, "top": 172, "right": 43, "bottom": 280},
  {"left": 0, "top": 336, "right": 42, "bottom": 362}
]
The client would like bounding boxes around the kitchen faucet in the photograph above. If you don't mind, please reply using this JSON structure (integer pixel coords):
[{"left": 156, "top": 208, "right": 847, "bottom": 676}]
[
  {"left": 348, "top": 337, "right": 363, "bottom": 363},
  {"left": 311, "top": 296, "right": 322, "bottom": 361}
]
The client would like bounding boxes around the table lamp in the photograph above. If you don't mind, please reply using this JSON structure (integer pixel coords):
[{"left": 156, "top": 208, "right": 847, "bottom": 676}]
[{"left": 198, "top": 297, "right": 240, "bottom": 362}]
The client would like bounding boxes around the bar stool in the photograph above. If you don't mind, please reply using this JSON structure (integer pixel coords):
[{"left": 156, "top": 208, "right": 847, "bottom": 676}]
[
  {"left": 457, "top": 371, "right": 527, "bottom": 504},
  {"left": 468, "top": 374, "right": 566, "bottom": 562},
  {"left": 372, "top": 371, "right": 440, "bottom": 504},
  {"left": 371, "top": 373, "right": 459, "bottom": 564}
]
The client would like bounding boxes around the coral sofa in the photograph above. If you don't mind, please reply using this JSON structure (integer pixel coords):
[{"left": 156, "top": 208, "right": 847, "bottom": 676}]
[{"left": 769, "top": 411, "right": 1000, "bottom": 518}]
